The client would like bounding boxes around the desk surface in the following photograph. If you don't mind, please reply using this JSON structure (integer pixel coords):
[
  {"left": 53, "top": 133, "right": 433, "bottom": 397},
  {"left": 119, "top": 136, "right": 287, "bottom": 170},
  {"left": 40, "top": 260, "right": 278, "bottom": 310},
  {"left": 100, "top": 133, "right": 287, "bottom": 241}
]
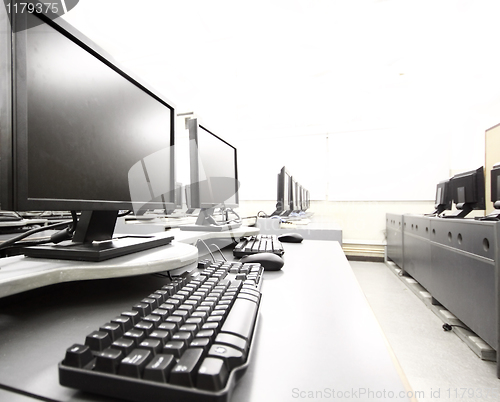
[
  {"left": 0, "top": 226, "right": 259, "bottom": 298},
  {"left": 0, "top": 240, "right": 413, "bottom": 402}
]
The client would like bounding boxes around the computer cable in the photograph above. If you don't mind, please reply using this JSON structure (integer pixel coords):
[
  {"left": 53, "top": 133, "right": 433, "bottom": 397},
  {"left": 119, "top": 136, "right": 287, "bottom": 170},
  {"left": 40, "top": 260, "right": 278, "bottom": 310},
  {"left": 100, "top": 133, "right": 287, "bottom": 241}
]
[
  {"left": 196, "top": 238, "right": 216, "bottom": 262},
  {"left": 210, "top": 244, "right": 227, "bottom": 261},
  {"left": 49, "top": 211, "right": 79, "bottom": 244},
  {"left": 118, "top": 210, "right": 133, "bottom": 217},
  {"left": 442, "top": 323, "right": 470, "bottom": 332},
  {"left": 0, "top": 218, "right": 74, "bottom": 251}
]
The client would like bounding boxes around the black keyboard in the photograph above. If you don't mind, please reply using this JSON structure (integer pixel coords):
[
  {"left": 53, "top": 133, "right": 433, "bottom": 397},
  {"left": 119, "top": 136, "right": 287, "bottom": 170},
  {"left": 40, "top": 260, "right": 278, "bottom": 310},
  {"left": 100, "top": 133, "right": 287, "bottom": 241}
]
[
  {"left": 59, "top": 259, "right": 263, "bottom": 402},
  {"left": 233, "top": 234, "right": 284, "bottom": 257}
]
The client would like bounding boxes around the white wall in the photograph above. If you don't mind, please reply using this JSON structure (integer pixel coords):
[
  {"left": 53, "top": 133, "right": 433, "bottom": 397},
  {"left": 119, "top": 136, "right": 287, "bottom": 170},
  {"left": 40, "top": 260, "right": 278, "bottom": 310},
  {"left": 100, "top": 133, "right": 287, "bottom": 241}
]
[{"left": 60, "top": 1, "right": 500, "bottom": 244}]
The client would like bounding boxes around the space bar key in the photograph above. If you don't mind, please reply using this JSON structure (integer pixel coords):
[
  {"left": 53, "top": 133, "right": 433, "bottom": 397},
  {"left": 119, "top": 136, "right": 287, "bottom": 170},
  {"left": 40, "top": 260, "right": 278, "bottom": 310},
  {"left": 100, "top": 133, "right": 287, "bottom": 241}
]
[{"left": 221, "top": 298, "right": 258, "bottom": 341}]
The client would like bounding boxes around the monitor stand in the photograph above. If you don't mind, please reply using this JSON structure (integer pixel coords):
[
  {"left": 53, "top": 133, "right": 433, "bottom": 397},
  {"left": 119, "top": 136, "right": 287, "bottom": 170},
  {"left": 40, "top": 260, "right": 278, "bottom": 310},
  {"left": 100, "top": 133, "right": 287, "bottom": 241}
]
[
  {"left": 179, "top": 207, "right": 241, "bottom": 232},
  {"left": 22, "top": 211, "right": 174, "bottom": 262},
  {"left": 478, "top": 211, "right": 500, "bottom": 221},
  {"left": 441, "top": 205, "right": 473, "bottom": 219}
]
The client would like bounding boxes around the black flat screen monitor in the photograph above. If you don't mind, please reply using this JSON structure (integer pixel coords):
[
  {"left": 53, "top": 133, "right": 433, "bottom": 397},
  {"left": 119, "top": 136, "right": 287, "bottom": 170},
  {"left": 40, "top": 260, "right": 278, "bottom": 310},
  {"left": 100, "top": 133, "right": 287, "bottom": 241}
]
[
  {"left": 272, "top": 166, "right": 292, "bottom": 216},
  {"left": 181, "top": 118, "right": 240, "bottom": 231},
  {"left": 432, "top": 179, "right": 452, "bottom": 215},
  {"left": 290, "top": 178, "right": 298, "bottom": 211},
  {"left": 298, "top": 184, "right": 304, "bottom": 211},
  {"left": 174, "top": 182, "right": 183, "bottom": 209},
  {"left": 446, "top": 166, "right": 485, "bottom": 218},
  {"left": 491, "top": 163, "right": 500, "bottom": 210},
  {"left": 0, "top": 9, "right": 176, "bottom": 260}
]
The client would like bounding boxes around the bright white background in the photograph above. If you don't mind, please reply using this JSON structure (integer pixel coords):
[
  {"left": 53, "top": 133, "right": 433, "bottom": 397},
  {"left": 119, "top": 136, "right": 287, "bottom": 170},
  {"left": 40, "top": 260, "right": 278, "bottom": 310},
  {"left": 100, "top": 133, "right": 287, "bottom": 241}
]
[{"left": 62, "top": 0, "right": 500, "bottom": 202}]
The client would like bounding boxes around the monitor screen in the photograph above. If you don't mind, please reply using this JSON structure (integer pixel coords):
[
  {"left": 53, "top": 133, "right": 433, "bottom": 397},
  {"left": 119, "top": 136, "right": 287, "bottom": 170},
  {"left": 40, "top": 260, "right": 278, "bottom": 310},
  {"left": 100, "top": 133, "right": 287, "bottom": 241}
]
[
  {"left": 449, "top": 166, "right": 485, "bottom": 216},
  {"left": 297, "top": 184, "right": 303, "bottom": 211},
  {"left": 434, "top": 179, "right": 452, "bottom": 214},
  {"left": 1, "top": 11, "right": 175, "bottom": 213},
  {"left": 187, "top": 119, "right": 239, "bottom": 209},
  {"left": 491, "top": 163, "right": 500, "bottom": 209},
  {"left": 272, "top": 166, "right": 292, "bottom": 215},
  {"left": 0, "top": 9, "right": 176, "bottom": 259},
  {"left": 290, "top": 178, "right": 298, "bottom": 211}
]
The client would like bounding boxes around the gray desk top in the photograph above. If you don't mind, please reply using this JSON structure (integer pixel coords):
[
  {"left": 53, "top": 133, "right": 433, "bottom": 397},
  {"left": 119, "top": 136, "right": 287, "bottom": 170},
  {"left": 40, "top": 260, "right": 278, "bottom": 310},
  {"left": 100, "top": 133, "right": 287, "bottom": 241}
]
[
  {"left": 0, "top": 226, "right": 259, "bottom": 298},
  {"left": 0, "top": 239, "right": 413, "bottom": 402}
]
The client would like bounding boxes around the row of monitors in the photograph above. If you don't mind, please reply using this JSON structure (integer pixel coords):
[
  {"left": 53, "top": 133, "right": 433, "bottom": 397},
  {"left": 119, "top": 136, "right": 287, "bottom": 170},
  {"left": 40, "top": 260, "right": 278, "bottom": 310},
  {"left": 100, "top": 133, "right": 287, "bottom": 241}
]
[
  {"left": 272, "top": 167, "right": 310, "bottom": 216},
  {"left": 433, "top": 165, "right": 500, "bottom": 219},
  {"left": 1, "top": 11, "right": 238, "bottom": 216},
  {"left": 0, "top": 9, "right": 240, "bottom": 253}
]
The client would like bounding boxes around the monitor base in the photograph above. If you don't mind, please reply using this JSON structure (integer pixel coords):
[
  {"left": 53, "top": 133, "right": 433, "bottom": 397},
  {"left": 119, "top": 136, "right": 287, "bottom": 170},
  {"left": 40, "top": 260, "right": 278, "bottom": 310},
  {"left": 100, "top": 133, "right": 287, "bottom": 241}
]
[
  {"left": 23, "top": 232, "right": 174, "bottom": 262},
  {"left": 178, "top": 207, "right": 241, "bottom": 232},
  {"left": 440, "top": 206, "right": 472, "bottom": 219},
  {"left": 179, "top": 222, "right": 242, "bottom": 232}
]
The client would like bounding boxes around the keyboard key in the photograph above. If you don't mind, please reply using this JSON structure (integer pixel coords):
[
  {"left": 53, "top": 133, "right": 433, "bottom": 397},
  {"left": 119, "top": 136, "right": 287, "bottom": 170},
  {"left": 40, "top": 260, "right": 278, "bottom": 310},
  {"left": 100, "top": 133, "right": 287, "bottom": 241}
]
[
  {"left": 132, "top": 302, "right": 151, "bottom": 317},
  {"left": 121, "top": 310, "right": 141, "bottom": 325},
  {"left": 63, "top": 344, "right": 93, "bottom": 368},
  {"left": 169, "top": 348, "right": 204, "bottom": 387},
  {"left": 215, "top": 332, "right": 248, "bottom": 353},
  {"left": 197, "top": 357, "right": 229, "bottom": 391},
  {"left": 148, "top": 330, "right": 171, "bottom": 346},
  {"left": 171, "top": 331, "right": 193, "bottom": 347},
  {"left": 119, "top": 349, "right": 153, "bottom": 378},
  {"left": 139, "top": 339, "right": 162, "bottom": 356},
  {"left": 111, "top": 316, "right": 133, "bottom": 332},
  {"left": 99, "top": 322, "right": 123, "bottom": 341},
  {"left": 220, "top": 298, "right": 258, "bottom": 341},
  {"left": 158, "top": 321, "right": 177, "bottom": 334},
  {"left": 85, "top": 330, "right": 111, "bottom": 351},
  {"left": 94, "top": 348, "right": 123, "bottom": 373},
  {"left": 163, "top": 341, "right": 186, "bottom": 358},
  {"left": 190, "top": 337, "right": 211, "bottom": 352},
  {"left": 208, "top": 344, "right": 245, "bottom": 370},
  {"left": 143, "top": 354, "right": 176, "bottom": 383},
  {"left": 123, "top": 329, "right": 146, "bottom": 346},
  {"left": 135, "top": 321, "right": 155, "bottom": 336},
  {"left": 111, "top": 337, "right": 135, "bottom": 356}
]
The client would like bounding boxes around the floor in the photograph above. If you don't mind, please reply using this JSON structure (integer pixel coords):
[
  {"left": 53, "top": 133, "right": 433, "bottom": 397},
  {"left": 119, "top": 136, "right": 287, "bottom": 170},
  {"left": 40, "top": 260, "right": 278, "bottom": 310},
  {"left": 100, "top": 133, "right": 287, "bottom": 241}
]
[{"left": 350, "top": 261, "right": 500, "bottom": 402}]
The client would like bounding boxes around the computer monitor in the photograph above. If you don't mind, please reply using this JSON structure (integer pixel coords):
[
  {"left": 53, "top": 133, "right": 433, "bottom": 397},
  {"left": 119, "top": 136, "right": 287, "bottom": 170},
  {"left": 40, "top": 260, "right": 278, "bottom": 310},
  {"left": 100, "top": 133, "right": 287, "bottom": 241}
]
[
  {"left": 0, "top": 9, "right": 176, "bottom": 260},
  {"left": 491, "top": 163, "right": 500, "bottom": 209},
  {"left": 304, "top": 189, "right": 310, "bottom": 211},
  {"left": 180, "top": 118, "right": 240, "bottom": 231},
  {"left": 271, "top": 166, "right": 292, "bottom": 216},
  {"left": 297, "top": 183, "right": 304, "bottom": 211},
  {"left": 445, "top": 166, "right": 485, "bottom": 218},
  {"left": 431, "top": 179, "right": 452, "bottom": 216},
  {"left": 480, "top": 163, "right": 500, "bottom": 220},
  {"left": 174, "top": 182, "right": 184, "bottom": 210},
  {"left": 290, "top": 177, "right": 300, "bottom": 211}
]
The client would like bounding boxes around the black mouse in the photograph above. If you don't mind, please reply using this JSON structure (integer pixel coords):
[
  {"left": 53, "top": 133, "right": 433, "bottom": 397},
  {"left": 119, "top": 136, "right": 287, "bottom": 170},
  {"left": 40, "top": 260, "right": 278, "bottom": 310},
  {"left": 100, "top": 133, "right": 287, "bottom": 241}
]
[
  {"left": 278, "top": 233, "right": 303, "bottom": 243},
  {"left": 240, "top": 252, "right": 284, "bottom": 271}
]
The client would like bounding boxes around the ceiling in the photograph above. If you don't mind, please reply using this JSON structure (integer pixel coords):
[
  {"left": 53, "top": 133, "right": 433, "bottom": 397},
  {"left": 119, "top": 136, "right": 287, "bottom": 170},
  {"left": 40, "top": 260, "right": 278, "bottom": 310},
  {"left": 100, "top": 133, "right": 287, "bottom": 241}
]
[{"left": 62, "top": 0, "right": 500, "bottom": 145}]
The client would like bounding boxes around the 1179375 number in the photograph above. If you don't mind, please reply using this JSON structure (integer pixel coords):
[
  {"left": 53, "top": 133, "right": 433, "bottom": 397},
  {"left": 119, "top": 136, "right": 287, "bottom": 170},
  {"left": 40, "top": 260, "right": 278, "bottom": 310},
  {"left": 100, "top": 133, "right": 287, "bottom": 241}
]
[{"left": 5, "top": 2, "right": 60, "bottom": 14}]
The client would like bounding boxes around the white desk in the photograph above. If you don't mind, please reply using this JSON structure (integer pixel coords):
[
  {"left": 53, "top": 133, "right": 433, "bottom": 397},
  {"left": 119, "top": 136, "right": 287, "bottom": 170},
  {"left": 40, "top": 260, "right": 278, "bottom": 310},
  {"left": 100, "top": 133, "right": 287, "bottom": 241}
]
[
  {"left": 0, "top": 240, "right": 414, "bottom": 402},
  {"left": 0, "top": 226, "right": 258, "bottom": 298}
]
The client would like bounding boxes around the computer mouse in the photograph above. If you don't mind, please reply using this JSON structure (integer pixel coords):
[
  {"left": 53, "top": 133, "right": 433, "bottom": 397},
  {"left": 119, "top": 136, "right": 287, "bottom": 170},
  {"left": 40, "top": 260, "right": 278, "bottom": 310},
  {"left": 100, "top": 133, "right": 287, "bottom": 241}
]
[
  {"left": 240, "top": 252, "right": 284, "bottom": 271},
  {"left": 278, "top": 233, "right": 304, "bottom": 243}
]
